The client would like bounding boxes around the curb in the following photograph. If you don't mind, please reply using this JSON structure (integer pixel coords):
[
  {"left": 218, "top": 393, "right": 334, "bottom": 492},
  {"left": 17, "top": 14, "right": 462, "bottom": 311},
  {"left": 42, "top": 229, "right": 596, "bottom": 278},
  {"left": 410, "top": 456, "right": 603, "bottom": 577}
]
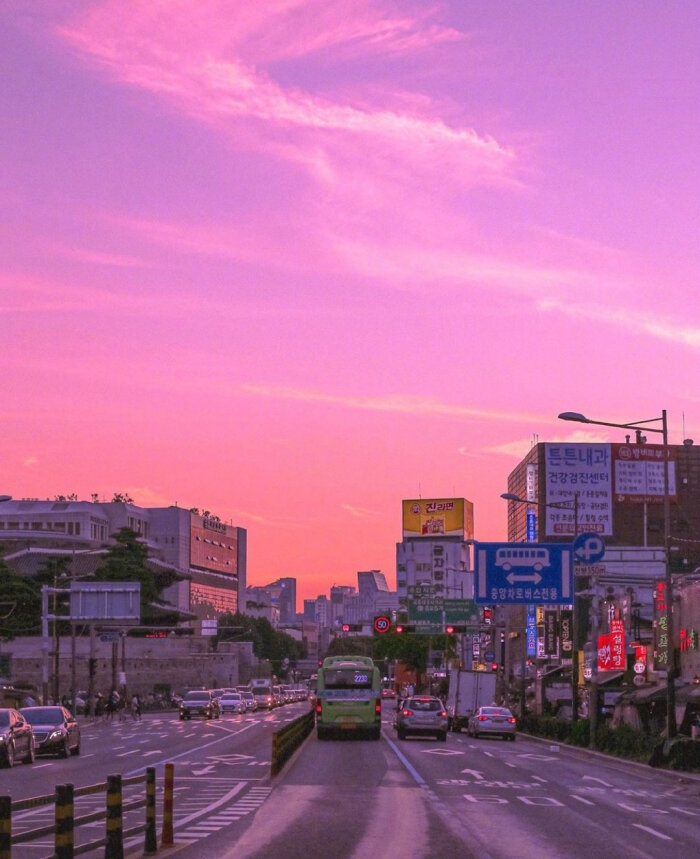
[{"left": 521, "top": 731, "right": 700, "bottom": 784}]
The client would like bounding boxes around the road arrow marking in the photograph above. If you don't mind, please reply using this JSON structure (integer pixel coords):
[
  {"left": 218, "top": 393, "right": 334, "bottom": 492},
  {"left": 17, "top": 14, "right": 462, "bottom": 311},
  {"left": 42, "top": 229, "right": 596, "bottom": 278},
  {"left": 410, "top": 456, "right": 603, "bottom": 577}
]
[
  {"left": 192, "top": 765, "right": 216, "bottom": 775},
  {"left": 421, "top": 748, "right": 464, "bottom": 756},
  {"left": 506, "top": 573, "right": 542, "bottom": 585},
  {"left": 460, "top": 769, "right": 484, "bottom": 779}
]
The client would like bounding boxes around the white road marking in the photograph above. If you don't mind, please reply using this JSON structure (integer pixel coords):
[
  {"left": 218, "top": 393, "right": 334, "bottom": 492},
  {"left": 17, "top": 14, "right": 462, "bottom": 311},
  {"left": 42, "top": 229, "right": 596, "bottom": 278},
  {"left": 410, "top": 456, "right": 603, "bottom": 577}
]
[
  {"left": 631, "top": 824, "right": 672, "bottom": 841},
  {"left": 670, "top": 806, "right": 697, "bottom": 816},
  {"left": 583, "top": 775, "right": 612, "bottom": 787},
  {"left": 571, "top": 795, "right": 595, "bottom": 806}
]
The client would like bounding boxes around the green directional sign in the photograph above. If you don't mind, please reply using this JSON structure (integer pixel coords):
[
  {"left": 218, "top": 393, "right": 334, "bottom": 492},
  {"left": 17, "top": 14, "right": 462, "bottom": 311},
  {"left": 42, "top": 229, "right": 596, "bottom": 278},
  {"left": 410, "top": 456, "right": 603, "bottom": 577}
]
[{"left": 407, "top": 598, "right": 480, "bottom": 633}]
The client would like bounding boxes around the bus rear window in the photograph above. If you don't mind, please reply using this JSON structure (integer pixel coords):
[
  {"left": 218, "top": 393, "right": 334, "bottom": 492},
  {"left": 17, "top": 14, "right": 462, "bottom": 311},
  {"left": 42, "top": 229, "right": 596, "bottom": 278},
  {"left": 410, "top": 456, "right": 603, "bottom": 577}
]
[{"left": 323, "top": 668, "right": 373, "bottom": 689}]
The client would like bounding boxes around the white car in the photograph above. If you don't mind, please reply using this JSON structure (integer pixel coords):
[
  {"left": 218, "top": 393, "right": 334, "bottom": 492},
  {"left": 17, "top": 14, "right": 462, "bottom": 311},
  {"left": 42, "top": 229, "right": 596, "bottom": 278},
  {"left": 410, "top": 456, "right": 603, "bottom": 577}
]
[
  {"left": 240, "top": 691, "right": 257, "bottom": 712},
  {"left": 219, "top": 693, "right": 246, "bottom": 715}
]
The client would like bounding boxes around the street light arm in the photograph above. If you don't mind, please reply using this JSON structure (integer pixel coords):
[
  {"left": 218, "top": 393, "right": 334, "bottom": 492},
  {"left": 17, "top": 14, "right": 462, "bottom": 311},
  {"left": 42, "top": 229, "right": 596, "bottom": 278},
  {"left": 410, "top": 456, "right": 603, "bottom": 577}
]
[{"left": 558, "top": 412, "right": 664, "bottom": 435}]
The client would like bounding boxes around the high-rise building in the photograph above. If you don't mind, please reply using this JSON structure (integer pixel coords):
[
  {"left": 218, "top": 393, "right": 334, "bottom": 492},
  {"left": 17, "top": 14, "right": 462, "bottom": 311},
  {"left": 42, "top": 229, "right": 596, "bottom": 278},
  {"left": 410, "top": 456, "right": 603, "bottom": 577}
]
[
  {"left": 357, "top": 570, "right": 389, "bottom": 596},
  {"left": 262, "top": 578, "right": 297, "bottom": 623}
]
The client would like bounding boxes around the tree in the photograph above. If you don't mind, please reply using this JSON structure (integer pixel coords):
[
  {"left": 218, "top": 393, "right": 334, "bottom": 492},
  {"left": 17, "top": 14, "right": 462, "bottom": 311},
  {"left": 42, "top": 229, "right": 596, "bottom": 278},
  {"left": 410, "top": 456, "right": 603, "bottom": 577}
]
[
  {"left": 0, "top": 554, "right": 42, "bottom": 639},
  {"left": 93, "top": 528, "right": 161, "bottom": 614},
  {"left": 215, "top": 612, "right": 306, "bottom": 678},
  {"left": 111, "top": 492, "right": 134, "bottom": 504}
]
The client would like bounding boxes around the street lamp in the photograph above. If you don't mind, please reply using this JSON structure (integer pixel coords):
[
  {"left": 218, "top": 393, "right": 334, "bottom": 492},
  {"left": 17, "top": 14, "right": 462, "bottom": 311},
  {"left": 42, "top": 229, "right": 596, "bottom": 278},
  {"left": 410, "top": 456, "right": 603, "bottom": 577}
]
[
  {"left": 501, "top": 492, "right": 581, "bottom": 722},
  {"left": 559, "top": 409, "right": 676, "bottom": 738}
]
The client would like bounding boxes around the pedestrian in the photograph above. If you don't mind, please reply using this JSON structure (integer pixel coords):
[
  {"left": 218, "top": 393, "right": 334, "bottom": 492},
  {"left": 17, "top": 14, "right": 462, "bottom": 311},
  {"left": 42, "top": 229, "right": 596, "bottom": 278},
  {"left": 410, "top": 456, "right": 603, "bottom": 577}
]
[
  {"left": 95, "top": 693, "right": 105, "bottom": 720},
  {"left": 131, "top": 693, "right": 142, "bottom": 721}
]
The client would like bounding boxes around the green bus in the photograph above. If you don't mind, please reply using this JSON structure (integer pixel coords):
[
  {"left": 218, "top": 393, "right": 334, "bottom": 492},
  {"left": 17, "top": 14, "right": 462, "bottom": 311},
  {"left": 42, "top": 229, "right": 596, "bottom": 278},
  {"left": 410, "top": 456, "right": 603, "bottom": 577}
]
[{"left": 315, "top": 655, "right": 381, "bottom": 740}]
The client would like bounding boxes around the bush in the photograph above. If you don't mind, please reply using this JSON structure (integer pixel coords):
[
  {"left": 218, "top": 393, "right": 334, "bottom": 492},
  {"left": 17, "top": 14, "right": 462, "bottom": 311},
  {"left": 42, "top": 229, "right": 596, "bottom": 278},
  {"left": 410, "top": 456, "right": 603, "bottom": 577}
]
[
  {"left": 521, "top": 715, "right": 663, "bottom": 764},
  {"left": 666, "top": 738, "right": 700, "bottom": 771}
]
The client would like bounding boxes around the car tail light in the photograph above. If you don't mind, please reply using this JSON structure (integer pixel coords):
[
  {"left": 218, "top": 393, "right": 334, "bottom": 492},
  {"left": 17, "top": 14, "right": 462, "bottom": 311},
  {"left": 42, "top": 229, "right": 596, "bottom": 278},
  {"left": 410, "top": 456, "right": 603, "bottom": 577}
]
[
  {"left": 508, "top": 717, "right": 516, "bottom": 724},
  {"left": 478, "top": 715, "right": 488, "bottom": 721},
  {"left": 402, "top": 709, "right": 413, "bottom": 717},
  {"left": 439, "top": 710, "right": 447, "bottom": 718}
]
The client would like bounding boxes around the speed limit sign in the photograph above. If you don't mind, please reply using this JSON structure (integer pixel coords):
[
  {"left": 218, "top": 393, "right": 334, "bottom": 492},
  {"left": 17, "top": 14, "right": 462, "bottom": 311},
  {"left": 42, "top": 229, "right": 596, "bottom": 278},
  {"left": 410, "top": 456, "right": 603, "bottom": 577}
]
[{"left": 373, "top": 615, "right": 391, "bottom": 634}]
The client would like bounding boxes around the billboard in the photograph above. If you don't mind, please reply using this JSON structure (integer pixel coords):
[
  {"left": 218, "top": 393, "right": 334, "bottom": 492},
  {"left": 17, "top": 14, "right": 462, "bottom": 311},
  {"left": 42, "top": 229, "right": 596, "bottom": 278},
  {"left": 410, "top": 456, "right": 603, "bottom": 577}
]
[
  {"left": 402, "top": 498, "right": 473, "bottom": 540},
  {"left": 190, "top": 515, "right": 239, "bottom": 577},
  {"left": 612, "top": 443, "right": 677, "bottom": 503},
  {"left": 544, "top": 444, "right": 613, "bottom": 536}
]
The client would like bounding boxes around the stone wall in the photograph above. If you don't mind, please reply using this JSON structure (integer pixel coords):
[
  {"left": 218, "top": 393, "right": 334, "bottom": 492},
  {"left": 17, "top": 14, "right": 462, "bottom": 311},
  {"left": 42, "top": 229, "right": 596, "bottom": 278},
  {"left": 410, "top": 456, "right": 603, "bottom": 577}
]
[{"left": 2, "top": 636, "right": 262, "bottom": 699}]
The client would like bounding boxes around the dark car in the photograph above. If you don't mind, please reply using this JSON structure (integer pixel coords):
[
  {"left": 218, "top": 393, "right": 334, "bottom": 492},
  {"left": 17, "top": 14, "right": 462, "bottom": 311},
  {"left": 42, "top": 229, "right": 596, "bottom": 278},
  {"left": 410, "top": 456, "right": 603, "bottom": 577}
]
[
  {"left": 179, "top": 690, "right": 221, "bottom": 720},
  {"left": 395, "top": 696, "right": 448, "bottom": 742},
  {"left": 0, "top": 707, "right": 36, "bottom": 767},
  {"left": 19, "top": 706, "right": 81, "bottom": 757}
]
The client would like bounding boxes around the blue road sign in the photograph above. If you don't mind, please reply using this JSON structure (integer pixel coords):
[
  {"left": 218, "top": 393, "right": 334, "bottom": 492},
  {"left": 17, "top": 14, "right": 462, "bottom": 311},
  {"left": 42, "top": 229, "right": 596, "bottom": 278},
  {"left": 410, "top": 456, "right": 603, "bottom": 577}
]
[
  {"left": 572, "top": 532, "right": 606, "bottom": 564},
  {"left": 474, "top": 542, "right": 573, "bottom": 605}
]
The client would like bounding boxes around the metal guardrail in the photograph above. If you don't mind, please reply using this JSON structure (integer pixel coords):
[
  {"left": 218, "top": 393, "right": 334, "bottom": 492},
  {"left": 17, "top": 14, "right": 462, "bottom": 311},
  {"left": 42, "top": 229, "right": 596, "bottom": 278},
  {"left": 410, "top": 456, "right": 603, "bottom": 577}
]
[
  {"left": 0, "top": 766, "right": 162, "bottom": 858},
  {"left": 271, "top": 710, "right": 314, "bottom": 776}
]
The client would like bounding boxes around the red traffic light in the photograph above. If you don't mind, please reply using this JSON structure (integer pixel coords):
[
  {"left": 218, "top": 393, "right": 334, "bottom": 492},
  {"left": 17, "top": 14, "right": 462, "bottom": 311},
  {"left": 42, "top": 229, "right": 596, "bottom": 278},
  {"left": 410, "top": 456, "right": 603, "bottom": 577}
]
[
  {"left": 395, "top": 624, "right": 404, "bottom": 634},
  {"left": 490, "top": 662, "right": 498, "bottom": 672},
  {"left": 445, "top": 625, "right": 455, "bottom": 635},
  {"left": 342, "top": 623, "right": 350, "bottom": 632}
]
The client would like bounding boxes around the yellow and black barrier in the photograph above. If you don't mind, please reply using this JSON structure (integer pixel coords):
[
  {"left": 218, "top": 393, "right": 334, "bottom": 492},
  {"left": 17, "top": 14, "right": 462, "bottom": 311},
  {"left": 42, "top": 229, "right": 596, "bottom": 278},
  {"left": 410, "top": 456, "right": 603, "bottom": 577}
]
[
  {"left": 0, "top": 765, "right": 163, "bottom": 856},
  {"left": 271, "top": 710, "right": 314, "bottom": 776}
]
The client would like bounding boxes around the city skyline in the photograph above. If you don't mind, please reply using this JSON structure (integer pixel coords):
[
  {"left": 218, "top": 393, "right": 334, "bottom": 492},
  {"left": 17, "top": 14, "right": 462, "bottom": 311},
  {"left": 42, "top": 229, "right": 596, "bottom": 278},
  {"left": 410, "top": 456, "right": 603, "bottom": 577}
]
[{"left": 3, "top": 2, "right": 698, "bottom": 604}]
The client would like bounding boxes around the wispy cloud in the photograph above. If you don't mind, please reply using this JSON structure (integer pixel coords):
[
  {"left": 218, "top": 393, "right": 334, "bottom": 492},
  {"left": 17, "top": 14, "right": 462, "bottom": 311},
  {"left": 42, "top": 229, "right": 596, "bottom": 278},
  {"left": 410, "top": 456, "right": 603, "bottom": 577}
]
[
  {"left": 480, "top": 430, "right": 614, "bottom": 460},
  {"left": 538, "top": 299, "right": 700, "bottom": 351},
  {"left": 240, "top": 384, "right": 546, "bottom": 425},
  {"left": 58, "top": 1, "right": 515, "bottom": 192},
  {"left": 342, "top": 504, "right": 381, "bottom": 519}
]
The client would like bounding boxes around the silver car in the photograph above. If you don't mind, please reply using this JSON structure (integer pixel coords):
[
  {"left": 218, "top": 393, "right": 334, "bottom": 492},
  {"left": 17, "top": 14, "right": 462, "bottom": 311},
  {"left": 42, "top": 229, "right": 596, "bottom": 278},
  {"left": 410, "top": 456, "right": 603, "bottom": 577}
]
[
  {"left": 395, "top": 696, "right": 448, "bottom": 742},
  {"left": 219, "top": 693, "right": 245, "bottom": 715},
  {"left": 467, "top": 706, "right": 517, "bottom": 740}
]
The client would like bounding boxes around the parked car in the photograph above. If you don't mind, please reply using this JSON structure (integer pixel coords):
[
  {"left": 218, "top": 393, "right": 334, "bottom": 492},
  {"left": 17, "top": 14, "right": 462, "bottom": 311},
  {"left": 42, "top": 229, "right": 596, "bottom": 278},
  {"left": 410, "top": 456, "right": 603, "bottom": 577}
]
[
  {"left": 467, "top": 706, "right": 517, "bottom": 740},
  {"left": 179, "top": 690, "right": 221, "bottom": 720},
  {"left": 240, "top": 691, "right": 257, "bottom": 712},
  {"left": 20, "top": 706, "right": 81, "bottom": 757},
  {"left": 395, "top": 696, "right": 448, "bottom": 742},
  {"left": 219, "top": 693, "right": 246, "bottom": 715},
  {"left": 0, "top": 708, "right": 36, "bottom": 767}
]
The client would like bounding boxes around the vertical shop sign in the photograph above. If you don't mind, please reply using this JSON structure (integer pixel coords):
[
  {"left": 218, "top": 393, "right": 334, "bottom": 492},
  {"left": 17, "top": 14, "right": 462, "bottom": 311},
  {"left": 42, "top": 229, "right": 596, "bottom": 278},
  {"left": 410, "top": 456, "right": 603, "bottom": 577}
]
[{"left": 653, "top": 580, "right": 669, "bottom": 670}]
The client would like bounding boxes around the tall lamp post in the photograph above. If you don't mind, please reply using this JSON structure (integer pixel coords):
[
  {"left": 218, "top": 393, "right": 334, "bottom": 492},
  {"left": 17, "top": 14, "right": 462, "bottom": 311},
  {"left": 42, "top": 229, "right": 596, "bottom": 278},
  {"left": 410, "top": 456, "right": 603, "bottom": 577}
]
[
  {"left": 501, "top": 492, "right": 581, "bottom": 722},
  {"left": 559, "top": 409, "right": 676, "bottom": 738}
]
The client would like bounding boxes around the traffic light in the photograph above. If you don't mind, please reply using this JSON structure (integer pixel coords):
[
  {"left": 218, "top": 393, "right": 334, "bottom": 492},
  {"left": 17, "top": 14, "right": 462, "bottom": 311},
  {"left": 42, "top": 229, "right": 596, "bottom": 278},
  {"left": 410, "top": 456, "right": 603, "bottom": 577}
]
[
  {"left": 341, "top": 623, "right": 363, "bottom": 632},
  {"left": 445, "top": 624, "right": 467, "bottom": 634},
  {"left": 395, "top": 624, "right": 416, "bottom": 634},
  {"left": 482, "top": 607, "right": 493, "bottom": 625}
]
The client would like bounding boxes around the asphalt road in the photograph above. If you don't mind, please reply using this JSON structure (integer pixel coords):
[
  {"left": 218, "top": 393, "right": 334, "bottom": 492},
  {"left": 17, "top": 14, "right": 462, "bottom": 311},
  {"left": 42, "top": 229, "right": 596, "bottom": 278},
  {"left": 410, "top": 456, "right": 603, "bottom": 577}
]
[{"left": 3, "top": 704, "right": 699, "bottom": 858}]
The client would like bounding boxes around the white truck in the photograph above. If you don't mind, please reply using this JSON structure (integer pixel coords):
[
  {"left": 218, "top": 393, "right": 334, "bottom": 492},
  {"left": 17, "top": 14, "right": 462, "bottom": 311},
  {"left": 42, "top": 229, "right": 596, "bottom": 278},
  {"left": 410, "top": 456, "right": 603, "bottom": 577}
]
[{"left": 446, "top": 669, "right": 498, "bottom": 733}]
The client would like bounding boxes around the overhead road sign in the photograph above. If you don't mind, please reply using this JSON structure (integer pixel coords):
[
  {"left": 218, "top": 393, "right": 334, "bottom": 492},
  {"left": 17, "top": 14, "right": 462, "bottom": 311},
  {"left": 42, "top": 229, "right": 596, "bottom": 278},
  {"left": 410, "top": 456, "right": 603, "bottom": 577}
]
[{"left": 474, "top": 542, "right": 573, "bottom": 605}]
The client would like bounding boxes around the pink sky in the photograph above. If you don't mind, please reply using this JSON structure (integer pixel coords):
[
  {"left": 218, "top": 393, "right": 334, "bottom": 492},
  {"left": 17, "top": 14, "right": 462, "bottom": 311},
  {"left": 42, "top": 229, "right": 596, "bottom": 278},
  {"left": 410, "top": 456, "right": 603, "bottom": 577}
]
[{"left": 2, "top": 1, "right": 698, "bottom": 605}]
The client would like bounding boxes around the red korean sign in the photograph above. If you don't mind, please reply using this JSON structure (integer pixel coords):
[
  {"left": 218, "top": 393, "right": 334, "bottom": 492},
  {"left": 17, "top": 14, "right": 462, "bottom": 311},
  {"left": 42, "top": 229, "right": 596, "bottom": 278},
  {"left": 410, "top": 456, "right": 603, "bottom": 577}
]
[
  {"left": 598, "top": 619, "right": 625, "bottom": 671},
  {"left": 609, "top": 619, "right": 625, "bottom": 670}
]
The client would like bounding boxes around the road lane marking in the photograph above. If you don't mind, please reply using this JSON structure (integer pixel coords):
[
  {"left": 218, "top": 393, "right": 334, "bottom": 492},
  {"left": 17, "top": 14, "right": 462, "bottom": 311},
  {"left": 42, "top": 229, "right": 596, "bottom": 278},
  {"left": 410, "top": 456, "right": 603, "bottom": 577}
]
[
  {"left": 571, "top": 795, "right": 595, "bottom": 806},
  {"left": 670, "top": 806, "right": 697, "bottom": 816},
  {"left": 632, "top": 824, "right": 672, "bottom": 841},
  {"left": 583, "top": 775, "right": 613, "bottom": 787}
]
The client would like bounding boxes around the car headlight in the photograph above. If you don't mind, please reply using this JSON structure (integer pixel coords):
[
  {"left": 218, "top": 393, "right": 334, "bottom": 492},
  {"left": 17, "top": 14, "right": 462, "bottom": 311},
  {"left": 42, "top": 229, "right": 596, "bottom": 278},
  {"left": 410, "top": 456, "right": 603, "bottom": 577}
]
[{"left": 49, "top": 730, "right": 65, "bottom": 740}]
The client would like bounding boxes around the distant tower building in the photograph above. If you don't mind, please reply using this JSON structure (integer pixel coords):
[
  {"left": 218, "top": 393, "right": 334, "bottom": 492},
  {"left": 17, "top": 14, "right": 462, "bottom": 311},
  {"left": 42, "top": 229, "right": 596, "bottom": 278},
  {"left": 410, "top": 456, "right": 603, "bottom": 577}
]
[
  {"left": 263, "top": 577, "right": 297, "bottom": 623},
  {"left": 357, "top": 570, "right": 389, "bottom": 596},
  {"left": 330, "top": 585, "right": 355, "bottom": 626}
]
